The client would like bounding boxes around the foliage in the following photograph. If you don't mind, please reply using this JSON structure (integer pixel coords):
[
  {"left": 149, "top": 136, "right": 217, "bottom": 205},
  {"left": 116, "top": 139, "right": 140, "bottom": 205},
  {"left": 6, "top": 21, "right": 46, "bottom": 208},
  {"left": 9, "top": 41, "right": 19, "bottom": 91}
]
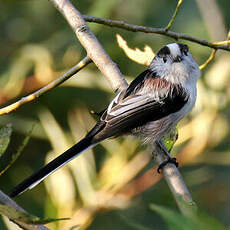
[
  {"left": 150, "top": 204, "right": 227, "bottom": 230},
  {"left": 0, "top": 204, "right": 68, "bottom": 225},
  {"left": 0, "top": 124, "right": 34, "bottom": 176},
  {"left": 0, "top": 124, "right": 12, "bottom": 158},
  {"left": 0, "top": 0, "right": 230, "bottom": 230}
]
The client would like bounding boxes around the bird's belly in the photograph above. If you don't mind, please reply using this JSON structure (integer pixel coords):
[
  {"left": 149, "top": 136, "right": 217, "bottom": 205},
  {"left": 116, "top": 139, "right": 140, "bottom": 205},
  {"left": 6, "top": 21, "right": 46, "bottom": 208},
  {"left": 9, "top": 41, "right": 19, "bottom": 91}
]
[
  {"left": 133, "top": 100, "right": 194, "bottom": 144},
  {"left": 131, "top": 116, "right": 174, "bottom": 144}
]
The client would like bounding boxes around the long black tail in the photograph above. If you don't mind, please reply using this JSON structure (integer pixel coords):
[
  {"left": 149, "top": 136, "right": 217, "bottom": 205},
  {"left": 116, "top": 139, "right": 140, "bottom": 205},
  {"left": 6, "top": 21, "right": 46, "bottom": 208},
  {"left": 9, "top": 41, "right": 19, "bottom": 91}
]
[{"left": 10, "top": 136, "right": 93, "bottom": 198}]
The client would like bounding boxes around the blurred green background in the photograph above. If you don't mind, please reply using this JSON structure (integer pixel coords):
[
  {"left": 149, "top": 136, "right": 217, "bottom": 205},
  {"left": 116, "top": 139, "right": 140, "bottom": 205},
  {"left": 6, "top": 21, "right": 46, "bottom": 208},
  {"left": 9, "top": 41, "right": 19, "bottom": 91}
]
[{"left": 0, "top": 0, "right": 230, "bottom": 229}]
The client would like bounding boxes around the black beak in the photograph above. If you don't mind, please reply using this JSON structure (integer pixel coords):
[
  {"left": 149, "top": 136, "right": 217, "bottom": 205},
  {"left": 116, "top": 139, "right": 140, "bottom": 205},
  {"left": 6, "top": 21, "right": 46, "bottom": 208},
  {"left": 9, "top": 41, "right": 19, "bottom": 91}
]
[{"left": 174, "top": 56, "right": 183, "bottom": 63}]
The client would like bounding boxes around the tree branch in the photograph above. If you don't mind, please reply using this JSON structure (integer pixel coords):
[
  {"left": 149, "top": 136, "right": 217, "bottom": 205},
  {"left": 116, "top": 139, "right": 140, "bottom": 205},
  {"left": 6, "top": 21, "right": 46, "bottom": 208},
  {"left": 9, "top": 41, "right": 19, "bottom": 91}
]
[
  {"left": 199, "top": 49, "right": 217, "bottom": 70},
  {"left": 165, "top": 0, "right": 183, "bottom": 31},
  {"left": 153, "top": 145, "right": 195, "bottom": 216},
  {"left": 0, "top": 190, "right": 50, "bottom": 230},
  {"left": 49, "top": 0, "right": 128, "bottom": 91},
  {"left": 0, "top": 56, "right": 92, "bottom": 116},
  {"left": 83, "top": 15, "right": 230, "bottom": 52}
]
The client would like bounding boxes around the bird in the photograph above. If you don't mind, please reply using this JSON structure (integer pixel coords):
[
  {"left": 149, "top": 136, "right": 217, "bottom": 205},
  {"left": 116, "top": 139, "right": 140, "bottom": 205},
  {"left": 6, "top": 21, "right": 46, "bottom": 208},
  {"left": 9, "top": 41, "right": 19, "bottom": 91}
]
[{"left": 10, "top": 43, "right": 200, "bottom": 198}]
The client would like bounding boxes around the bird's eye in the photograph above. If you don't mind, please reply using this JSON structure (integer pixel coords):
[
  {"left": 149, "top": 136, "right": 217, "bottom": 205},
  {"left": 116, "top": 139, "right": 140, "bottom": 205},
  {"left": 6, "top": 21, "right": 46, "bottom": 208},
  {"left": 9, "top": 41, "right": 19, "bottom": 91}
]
[{"left": 162, "top": 56, "right": 167, "bottom": 63}]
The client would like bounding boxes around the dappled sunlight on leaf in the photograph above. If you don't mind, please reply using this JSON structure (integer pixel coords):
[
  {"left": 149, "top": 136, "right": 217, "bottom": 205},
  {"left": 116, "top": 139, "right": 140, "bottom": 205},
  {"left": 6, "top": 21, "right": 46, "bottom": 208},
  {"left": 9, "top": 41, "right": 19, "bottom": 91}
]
[
  {"left": 116, "top": 34, "right": 154, "bottom": 66},
  {"left": 179, "top": 108, "right": 217, "bottom": 163},
  {"left": 204, "top": 53, "right": 230, "bottom": 91},
  {"left": 68, "top": 109, "right": 97, "bottom": 180},
  {"left": 99, "top": 139, "right": 131, "bottom": 187},
  {"left": 19, "top": 45, "right": 53, "bottom": 84},
  {"left": 60, "top": 69, "right": 114, "bottom": 92},
  {"left": 0, "top": 45, "right": 54, "bottom": 103},
  {"left": 38, "top": 108, "right": 76, "bottom": 221},
  {"left": 67, "top": 109, "right": 98, "bottom": 207}
]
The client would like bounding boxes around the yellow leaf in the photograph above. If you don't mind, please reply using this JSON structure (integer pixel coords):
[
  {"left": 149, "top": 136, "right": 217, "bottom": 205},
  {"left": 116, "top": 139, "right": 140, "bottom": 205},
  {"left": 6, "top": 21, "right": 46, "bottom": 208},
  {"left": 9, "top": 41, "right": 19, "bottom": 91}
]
[{"left": 116, "top": 34, "right": 154, "bottom": 66}]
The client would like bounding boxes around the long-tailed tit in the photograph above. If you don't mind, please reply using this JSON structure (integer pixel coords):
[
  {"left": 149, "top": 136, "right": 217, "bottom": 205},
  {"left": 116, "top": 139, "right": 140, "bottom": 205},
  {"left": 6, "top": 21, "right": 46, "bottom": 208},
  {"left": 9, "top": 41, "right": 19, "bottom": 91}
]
[{"left": 10, "top": 43, "right": 200, "bottom": 197}]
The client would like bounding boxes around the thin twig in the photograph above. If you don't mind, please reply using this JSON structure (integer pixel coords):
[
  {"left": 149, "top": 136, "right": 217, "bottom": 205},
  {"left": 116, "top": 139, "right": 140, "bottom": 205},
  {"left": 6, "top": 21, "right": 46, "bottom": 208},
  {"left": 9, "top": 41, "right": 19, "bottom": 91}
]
[
  {"left": 83, "top": 15, "right": 230, "bottom": 51},
  {"left": 211, "top": 40, "right": 230, "bottom": 45},
  {"left": 49, "top": 0, "right": 128, "bottom": 91},
  {"left": 0, "top": 57, "right": 92, "bottom": 116},
  {"left": 165, "top": 0, "right": 183, "bottom": 31},
  {"left": 199, "top": 49, "right": 217, "bottom": 70},
  {"left": 0, "top": 190, "right": 50, "bottom": 230}
]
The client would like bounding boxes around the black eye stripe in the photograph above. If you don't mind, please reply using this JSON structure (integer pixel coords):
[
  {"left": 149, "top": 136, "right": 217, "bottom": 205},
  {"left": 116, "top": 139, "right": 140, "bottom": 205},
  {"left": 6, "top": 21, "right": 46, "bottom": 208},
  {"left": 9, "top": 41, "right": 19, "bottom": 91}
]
[
  {"left": 157, "top": 46, "right": 170, "bottom": 57},
  {"left": 177, "top": 43, "right": 189, "bottom": 55}
]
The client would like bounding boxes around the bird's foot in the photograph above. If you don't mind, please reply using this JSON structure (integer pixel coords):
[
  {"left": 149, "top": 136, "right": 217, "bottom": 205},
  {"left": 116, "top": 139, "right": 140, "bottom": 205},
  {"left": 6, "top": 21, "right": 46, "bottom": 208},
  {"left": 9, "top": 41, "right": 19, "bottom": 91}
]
[{"left": 157, "top": 157, "right": 179, "bottom": 173}]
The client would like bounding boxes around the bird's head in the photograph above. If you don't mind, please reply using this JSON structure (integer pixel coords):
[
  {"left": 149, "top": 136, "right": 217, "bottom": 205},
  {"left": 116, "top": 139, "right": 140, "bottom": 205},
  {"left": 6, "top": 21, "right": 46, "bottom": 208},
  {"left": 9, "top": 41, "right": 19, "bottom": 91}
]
[{"left": 149, "top": 43, "right": 200, "bottom": 85}]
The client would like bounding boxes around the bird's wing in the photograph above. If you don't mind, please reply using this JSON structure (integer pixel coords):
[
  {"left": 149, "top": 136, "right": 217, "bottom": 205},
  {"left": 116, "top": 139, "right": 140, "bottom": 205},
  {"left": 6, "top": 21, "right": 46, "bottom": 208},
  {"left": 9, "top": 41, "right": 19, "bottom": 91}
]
[{"left": 96, "top": 81, "right": 188, "bottom": 138}]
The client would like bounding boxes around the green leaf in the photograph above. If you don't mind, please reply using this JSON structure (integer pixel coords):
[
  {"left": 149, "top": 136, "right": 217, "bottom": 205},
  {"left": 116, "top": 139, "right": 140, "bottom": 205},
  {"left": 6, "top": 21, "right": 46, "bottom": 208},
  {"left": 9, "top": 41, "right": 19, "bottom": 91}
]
[
  {"left": 150, "top": 204, "right": 227, "bottom": 230},
  {"left": 150, "top": 204, "right": 200, "bottom": 230},
  {"left": 0, "top": 124, "right": 12, "bottom": 157},
  {"left": 0, "top": 124, "right": 34, "bottom": 175},
  {"left": 193, "top": 209, "right": 227, "bottom": 230},
  {"left": 118, "top": 213, "right": 151, "bottom": 230},
  {"left": 0, "top": 204, "right": 69, "bottom": 224},
  {"left": 162, "top": 126, "right": 178, "bottom": 152}
]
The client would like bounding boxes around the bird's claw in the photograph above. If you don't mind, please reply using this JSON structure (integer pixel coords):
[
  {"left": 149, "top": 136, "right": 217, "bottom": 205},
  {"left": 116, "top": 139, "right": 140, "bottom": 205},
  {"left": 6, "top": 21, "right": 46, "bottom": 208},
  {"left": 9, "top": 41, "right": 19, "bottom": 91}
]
[{"left": 157, "top": 157, "right": 179, "bottom": 173}]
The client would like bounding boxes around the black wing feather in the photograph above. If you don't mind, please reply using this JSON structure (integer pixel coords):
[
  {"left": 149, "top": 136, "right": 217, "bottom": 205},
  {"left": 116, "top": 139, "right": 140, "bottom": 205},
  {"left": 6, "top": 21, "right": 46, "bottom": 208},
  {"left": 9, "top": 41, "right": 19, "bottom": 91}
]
[
  {"left": 10, "top": 137, "right": 93, "bottom": 197},
  {"left": 93, "top": 84, "right": 188, "bottom": 141},
  {"left": 113, "top": 88, "right": 187, "bottom": 130}
]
